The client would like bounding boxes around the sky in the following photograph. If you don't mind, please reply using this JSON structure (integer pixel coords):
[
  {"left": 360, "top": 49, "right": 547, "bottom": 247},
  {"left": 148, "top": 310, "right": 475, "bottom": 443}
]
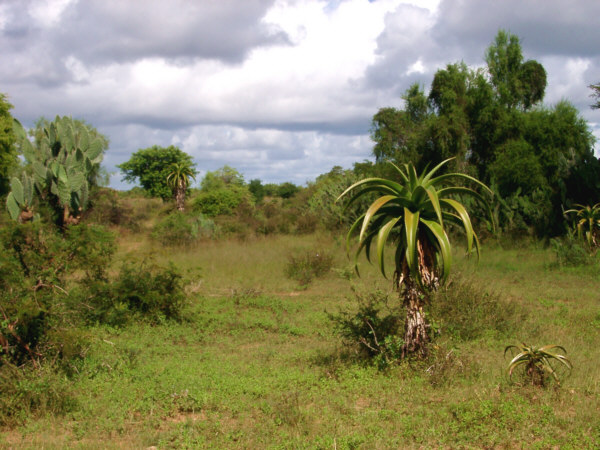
[{"left": 1, "top": 0, "right": 599, "bottom": 189}]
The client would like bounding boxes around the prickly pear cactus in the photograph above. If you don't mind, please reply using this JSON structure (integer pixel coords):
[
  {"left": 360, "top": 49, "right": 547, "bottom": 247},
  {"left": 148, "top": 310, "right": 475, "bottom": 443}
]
[
  {"left": 6, "top": 174, "right": 36, "bottom": 222},
  {"left": 10, "top": 115, "right": 106, "bottom": 225}
]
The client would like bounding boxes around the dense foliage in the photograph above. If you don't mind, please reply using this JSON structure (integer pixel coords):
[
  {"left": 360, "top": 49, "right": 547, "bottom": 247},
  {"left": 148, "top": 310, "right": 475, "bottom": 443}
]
[
  {"left": 118, "top": 145, "right": 196, "bottom": 200},
  {"left": 7, "top": 116, "right": 108, "bottom": 226},
  {"left": 0, "top": 94, "right": 18, "bottom": 197},
  {"left": 371, "top": 30, "right": 599, "bottom": 236}
]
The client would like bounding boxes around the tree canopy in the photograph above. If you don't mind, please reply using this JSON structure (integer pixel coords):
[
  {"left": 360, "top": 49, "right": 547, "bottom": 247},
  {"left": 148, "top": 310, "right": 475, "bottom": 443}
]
[
  {"left": 118, "top": 145, "right": 196, "bottom": 200},
  {"left": 0, "top": 94, "right": 18, "bottom": 196},
  {"left": 370, "top": 30, "right": 598, "bottom": 236}
]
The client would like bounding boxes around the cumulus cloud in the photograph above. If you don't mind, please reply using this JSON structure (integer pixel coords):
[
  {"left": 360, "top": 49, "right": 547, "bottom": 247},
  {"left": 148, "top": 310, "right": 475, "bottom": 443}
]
[{"left": 1, "top": 0, "right": 599, "bottom": 186}]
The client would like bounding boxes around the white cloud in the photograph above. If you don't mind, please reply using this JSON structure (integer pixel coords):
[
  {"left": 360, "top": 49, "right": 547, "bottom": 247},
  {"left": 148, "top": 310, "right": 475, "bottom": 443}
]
[{"left": 1, "top": 0, "right": 599, "bottom": 188}]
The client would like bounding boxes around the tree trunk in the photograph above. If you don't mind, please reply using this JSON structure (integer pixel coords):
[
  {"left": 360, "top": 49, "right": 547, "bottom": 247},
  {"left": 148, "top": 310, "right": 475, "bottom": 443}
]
[
  {"left": 401, "top": 278, "right": 429, "bottom": 358},
  {"left": 175, "top": 187, "right": 186, "bottom": 211},
  {"left": 398, "top": 233, "right": 438, "bottom": 358}
]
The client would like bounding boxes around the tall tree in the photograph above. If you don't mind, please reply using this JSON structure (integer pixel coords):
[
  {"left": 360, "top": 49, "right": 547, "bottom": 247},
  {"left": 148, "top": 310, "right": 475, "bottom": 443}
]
[
  {"left": 590, "top": 82, "right": 600, "bottom": 109},
  {"left": 0, "top": 94, "right": 18, "bottom": 196},
  {"left": 118, "top": 146, "right": 196, "bottom": 200},
  {"left": 369, "top": 30, "right": 595, "bottom": 237}
]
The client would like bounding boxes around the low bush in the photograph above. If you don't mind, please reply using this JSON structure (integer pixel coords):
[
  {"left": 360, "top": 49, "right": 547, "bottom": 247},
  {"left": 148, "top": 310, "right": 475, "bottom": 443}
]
[
  {"left": 550, "top": 233, "right": 595, "bottom": 267},
  {"left": 0, "top": 223, "right": 115, "bottom": 367},
  {"left": 84, "top": 188, "right": 138, "bottom": 230},
  {"left": 193, "top": 188, "right": 251, "bottom": 217},
  {"left": 152, "top": 212, "right": 216, "bottom": 246},
  {"left": 285, "top": 248, "right": 334, "bottom": 285},
  {"left": 428, "top": 274, "right": 521, "bottom": 341},
  {"left": 79, "top": 259, "right": 188, "bottom": 326},
  {"left": 0, "top": 363, "right": 78, "bottom": 427},
  {"left": 330, "top": 289, "right": 404, "bottom": 368}
]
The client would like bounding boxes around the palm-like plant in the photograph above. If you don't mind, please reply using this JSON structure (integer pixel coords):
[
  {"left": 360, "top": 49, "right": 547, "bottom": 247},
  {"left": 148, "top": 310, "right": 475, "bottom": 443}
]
[
  {"left": 337, "top": 158, "right": 492, "bottom": 357},
  {"left": 166, "top": 163, "right": 196, "bottom": 211},
  {"left": 564, "top": 203, "right": 600, "bottom": 249},
  {"left": 504, "top": 343, "right": 572, "bottom": 386}
]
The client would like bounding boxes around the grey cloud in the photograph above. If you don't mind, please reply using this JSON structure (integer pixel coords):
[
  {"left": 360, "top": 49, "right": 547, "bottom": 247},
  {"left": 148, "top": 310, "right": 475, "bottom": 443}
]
[
  {"left": 55, "top": 0, "right": 291, "bottom": 64},
  {"left": 433, "top": 0, "right": 600, "bottom": 59},
  {"left": 0, "top": 0, "right": 290, "bottom": 88}
]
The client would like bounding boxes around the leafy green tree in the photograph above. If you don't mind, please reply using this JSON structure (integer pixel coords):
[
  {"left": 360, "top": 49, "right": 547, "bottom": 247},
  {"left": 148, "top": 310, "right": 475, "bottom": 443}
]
[
  {"left": 118, "top": 146, "right": 195, "bottom": 200},
  {"left": 194, "top": 166, "right": 252, "bottom": 217},
  {"left": 338, "top": 158, "right": 491, "bottom": 357},
  {"left": 166, "top": 162, "right": 196, "bottom": 211},
  {"left": 0, "top": 94, "right": 18, "bottom": 196},
  {"left": 370, "top": 30, "right": 596, "bottom": 237},
  {"left": 248, "top": 179, "right": 265, "bottom": 203}
]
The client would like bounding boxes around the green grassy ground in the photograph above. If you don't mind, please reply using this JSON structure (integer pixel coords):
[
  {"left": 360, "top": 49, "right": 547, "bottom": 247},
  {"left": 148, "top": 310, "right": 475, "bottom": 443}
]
[{"left": 1, "top": 233, "right": 599, "bottom": 449}]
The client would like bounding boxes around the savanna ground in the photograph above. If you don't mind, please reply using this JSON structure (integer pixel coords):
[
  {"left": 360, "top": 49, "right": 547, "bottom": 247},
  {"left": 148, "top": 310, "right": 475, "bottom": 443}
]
[{"left": 1, "top": 229, "right": 599, "bottom": 449}]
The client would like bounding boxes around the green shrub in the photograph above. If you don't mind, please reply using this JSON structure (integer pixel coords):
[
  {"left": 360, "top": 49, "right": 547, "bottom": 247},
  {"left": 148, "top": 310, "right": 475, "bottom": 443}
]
[
  {"left": 330, "top": 289, "right": 403, "bottom": 368},
  {"left": 428, "top": 275, "right": 520, "bottom": 341},
  {"left": 285, "top": 248, "right": 334, "bottom": 285},
  {"left": 193, "top": 187, "right": 250, "bottom": 217},
  {"left": 152, "top": 212, "right": 216, "bottom": 246},
  {"left": 80, "top": 259, "right": 188, "bottom": 326},
  {"left": 84, "top": 188, "right": 138, "bottom": 229},
  {"left": 0, "top": 223, "right": 115, "bottom": 367},
  {"left": 550, "top": 233, "right": 594, "bottom": 267},
  {"left": 0, "top": 363, "right": 78, "bottom": 427}
]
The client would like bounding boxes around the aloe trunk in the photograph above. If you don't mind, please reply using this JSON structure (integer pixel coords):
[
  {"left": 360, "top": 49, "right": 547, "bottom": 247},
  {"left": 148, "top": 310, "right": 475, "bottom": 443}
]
[
  {"left": 175, "top": 187, "right": 186, "bottom": 211},
  {"left": 402, "top": 279, "right": 429, "bottom": 357}
]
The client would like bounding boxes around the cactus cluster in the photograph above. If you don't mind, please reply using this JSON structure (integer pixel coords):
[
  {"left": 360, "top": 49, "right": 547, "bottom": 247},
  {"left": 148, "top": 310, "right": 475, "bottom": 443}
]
[
  {"left": 8, "top": 116, "right": 105, "bottom": 224},
  {"left": 5, "top": 174, "right": 36, "bottom": 222}
]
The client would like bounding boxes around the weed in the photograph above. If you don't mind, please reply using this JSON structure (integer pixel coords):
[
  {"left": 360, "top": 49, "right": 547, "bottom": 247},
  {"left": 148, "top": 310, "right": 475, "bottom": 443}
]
[
  {"left": 285, "top": 248, "right": 334, "bottom": 285},
  {"left": 330, "top": 289, "right": 404, "bottom": 368},
  {"left": 550, "top": 233, "right": 595, "bottom": 267},
  {"left": 428, "top": 274, "right": 521, "bottom": 341}
]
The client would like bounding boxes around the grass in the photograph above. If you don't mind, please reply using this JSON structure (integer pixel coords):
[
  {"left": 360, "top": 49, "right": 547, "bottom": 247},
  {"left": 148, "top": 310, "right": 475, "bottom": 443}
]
[{"left": 1, "top": 232, "right": 599, "bottom": 448}]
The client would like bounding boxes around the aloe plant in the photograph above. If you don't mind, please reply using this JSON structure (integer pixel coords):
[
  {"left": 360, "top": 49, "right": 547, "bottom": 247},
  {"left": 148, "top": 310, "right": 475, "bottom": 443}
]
[
  {"left": 166, "top": 162, "right": 196, "bottom": 212},
  {"left": 505, "top": 343, "right": 572, "bottom": 386},
  {"left": 337, "top": 158, "right": 492, "bottom": 357},
  {"left": 564, "top": 203, "right": 600, "bottom": 249}
]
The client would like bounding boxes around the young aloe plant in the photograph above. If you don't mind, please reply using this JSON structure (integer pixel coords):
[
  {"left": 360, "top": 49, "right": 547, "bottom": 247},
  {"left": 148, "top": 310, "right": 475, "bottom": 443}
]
[
  {"left": 504, "top": 343, "right": 572, "bottom": 386},
  {"left": 564, "top": 203, "right": 600, "bottom": 248}
]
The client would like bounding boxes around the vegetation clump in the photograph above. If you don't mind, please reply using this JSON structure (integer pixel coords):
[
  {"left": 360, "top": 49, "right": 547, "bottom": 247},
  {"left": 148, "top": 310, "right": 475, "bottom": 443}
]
[
  {"left": 505, "top": 343, "right": 572, "bottom": 386},
  {"left": 285, "top": 248, "right": 334, "bottom": 286}
]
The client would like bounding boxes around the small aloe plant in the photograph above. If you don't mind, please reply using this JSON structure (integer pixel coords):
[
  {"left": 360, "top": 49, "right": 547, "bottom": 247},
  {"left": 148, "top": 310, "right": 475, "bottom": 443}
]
[
  {"left": 564, "top": 203, "right": 600, "bottom": 249},
  {"left": 504, "top": 343, "right": 572, "bottom": 386}
]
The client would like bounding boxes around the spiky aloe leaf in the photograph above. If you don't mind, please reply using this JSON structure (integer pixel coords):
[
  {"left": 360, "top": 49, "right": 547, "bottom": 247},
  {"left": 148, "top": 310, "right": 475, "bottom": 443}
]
[
  {"left": 404, "top": 208, "right": 420, "bottom": 277},
  {"left": 376, "top": 217, "right": 400, "bottom": 278},
  {"left": 6, "top": 192, "right": 20, "bottom": 220},
  {"left": 420, "top": 218, "right": 452, "bottom": 283},
  {"left": 10, "top": 177, "right": 24, "bottom": 205}
]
